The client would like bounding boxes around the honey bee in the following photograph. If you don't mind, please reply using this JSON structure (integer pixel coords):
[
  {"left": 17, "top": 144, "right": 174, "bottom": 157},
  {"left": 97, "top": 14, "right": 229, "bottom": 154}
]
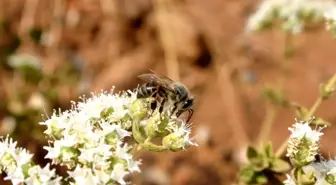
[{"left": 137, "top": 70, "right": 194, "bottom": 122}]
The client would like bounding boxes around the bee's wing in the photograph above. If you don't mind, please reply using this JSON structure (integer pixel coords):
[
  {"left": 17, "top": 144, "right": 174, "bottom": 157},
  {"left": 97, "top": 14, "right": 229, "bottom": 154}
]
[{"left": 138, "top": 72, "right": 176, "bottom": 93}]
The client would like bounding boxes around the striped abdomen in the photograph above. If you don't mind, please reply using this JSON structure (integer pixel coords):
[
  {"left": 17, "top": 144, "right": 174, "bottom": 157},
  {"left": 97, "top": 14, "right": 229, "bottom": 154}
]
[{"left": 137, "top": 81, "right": 169, "bottom": 99}]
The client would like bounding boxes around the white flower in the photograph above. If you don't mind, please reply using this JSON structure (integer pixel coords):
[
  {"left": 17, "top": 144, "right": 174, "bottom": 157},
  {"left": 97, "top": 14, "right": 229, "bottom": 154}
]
[
  {"left": 171, "top": 122, "right": 198, "bottom": 148},
  {"left": 283, "top": 174, "right": 296, "bottom": 185},
  {"left": 100, "top": 122, "right": 130, "bottom": 139},
  {"left": 127, "top": 159, "right": 141, "bottom": 173},
  {"left": 288, "top": 120, "right": 324, "bottom": 143},
  {"left": 115, "top": 143, "right": 132, "bottom": 161},
  {"left": 41, "top": 90, "right": 141, "bottom": 184},
  {"left": 68, "top": 166, "right": 95, "bottom": 185},
  {"left": 7, "top": 53, "right": 41, "bottom": 70},
  {"left": 325, "top": 6, "right": 336, "bottom": 22},
  {"left": 44, "top": 134, "right": 77, "bottom": 162},
  {"left": 0, "top": 136, "right": 61, "bottom": 185},
  {"left": 302, "top": 159, "right": 336, "bottom": 185},
  {"left": 24, "top": 164, "right": 61, "bottom": 185},
  {"left": 111, "top": 163, "right": 129, "bottom": 185},
  {"left": 0, "top": 136, "right": 18, "bottom": 160},
  {"left": 4, "top": 167, "right": 25, "bottom": 185},
  {"left": 13, "top": 148, "right": 33, "bottom": 167}
]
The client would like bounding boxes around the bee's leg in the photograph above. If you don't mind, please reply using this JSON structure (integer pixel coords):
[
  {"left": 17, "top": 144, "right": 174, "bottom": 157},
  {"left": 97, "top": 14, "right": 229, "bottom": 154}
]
[
  {"left": 150, "top": 101, "right": 157, "bottom": 111},
  {"left": 148, "top": 87, "right": 159, "bottom": 116},
  {"left": 156, "top": 98, "right": 166, "bottom": 121},
  {"left": 186, "top": 109, "right": 194, "bottom": 123},
  {"left": 159, "top": 98, "right": 166, "bottom": 113},
  {"left": 169, "top": 102, "right": 178, "bottom": 117}
]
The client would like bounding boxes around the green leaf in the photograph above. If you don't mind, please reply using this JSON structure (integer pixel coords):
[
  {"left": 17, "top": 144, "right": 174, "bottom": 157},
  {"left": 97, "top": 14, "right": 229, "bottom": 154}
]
[
  {"left": 261, "top": 86, "right": 289, "bottom": 107},
  {"left": 239, "top": 167, "right": 255, "bottom": 183},
  {"left": 270, "top": 158, "right": 290, "bottom": 173},
  {"left": 300, "top": 170, "right": 316, "bottom": 185},
  {"left": 239, "top": 166, "right": 269, "bottom": 185},
  {"left": 100, "top": 107, "right": 114, "bottom": 118},
  {"left": 264, "top": 142, "right": 273, "bottom": 158},
  {"left": 310, "top": 117, "right": 331, "bottom": 126},
  {"left": 326, "top": 174, "right": 336, "bottom": 184},
  {"left": 247, "top": 146, "right": 259, "bottom": 161},
  {"left": 255, "top": 173, "right": 268, "bottom": 184},
  {"left": 319, "top": 82, "right": 335, "bottom": 100},
  {"left": 247, "top": 146, "right": 269, "bottom": 171}
]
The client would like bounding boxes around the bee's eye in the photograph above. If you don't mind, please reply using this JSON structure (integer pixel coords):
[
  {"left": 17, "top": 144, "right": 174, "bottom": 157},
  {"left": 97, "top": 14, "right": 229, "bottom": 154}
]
[{"left": 182, "top": 99, "right": 193, "bottom": 109}]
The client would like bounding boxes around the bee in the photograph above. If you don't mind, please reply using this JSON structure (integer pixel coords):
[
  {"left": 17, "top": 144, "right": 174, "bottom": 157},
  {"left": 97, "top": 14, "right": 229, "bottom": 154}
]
[{"left": 137, "top": 70, "right": 194, "bottom": 122}]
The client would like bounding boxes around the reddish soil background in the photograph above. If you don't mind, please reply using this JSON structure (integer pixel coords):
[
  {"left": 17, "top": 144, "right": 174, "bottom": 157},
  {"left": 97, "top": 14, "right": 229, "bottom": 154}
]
[{"left": 1, "top": 0, "right": 336, "bottom": 185}]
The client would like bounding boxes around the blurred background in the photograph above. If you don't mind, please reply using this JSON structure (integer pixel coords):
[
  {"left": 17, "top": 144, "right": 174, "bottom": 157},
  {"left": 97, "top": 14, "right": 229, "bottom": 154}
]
[{"left": 1, "top": 0, "right": 336, "bottom": 184}]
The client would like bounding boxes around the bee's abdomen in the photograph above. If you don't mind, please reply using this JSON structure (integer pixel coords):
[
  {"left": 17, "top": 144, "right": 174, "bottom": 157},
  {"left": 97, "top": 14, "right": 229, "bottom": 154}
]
[{"left": 137, "top": 82, "right": 157, "bottom": 98}]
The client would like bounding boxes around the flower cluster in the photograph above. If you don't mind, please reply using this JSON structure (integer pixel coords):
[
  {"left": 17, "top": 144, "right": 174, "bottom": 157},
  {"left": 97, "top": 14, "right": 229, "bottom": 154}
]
[
  {"left": 286, "top": 119, "right": 324, "bottom": 167},
  {"left": 41, "top": 90, "right": 141, "bottom": 185},
  {"left": 324, "top": 5, "right": 336, "bottom": 36},
  {"left": 0, "top": 88, "right": 197, "bottom": 185},
  {"left": 283, "top": 118, "right": 336, "bottom": 184},
  {"left": 0, "top": 136, "right": 62, "bottom": 185},
  {"left": 284, "top": 158, "right": 336, "bottom": 185},
  {"left": 246, "top": 0, "right": 335, "bottom": 34}
]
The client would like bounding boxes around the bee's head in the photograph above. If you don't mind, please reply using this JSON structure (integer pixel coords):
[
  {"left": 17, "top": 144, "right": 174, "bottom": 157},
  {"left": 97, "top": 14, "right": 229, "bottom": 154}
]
[{"left": 181, "top": 97, "right": 194, "bottom": 110}]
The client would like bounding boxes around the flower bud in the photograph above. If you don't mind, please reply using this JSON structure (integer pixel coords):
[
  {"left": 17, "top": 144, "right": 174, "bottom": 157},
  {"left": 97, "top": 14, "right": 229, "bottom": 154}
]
[
  {"left": 162, "top": 133, "right": 185, "bottom": 152},
  {"left": 129, "top": 99, "right": 149, "bottom": 120}
]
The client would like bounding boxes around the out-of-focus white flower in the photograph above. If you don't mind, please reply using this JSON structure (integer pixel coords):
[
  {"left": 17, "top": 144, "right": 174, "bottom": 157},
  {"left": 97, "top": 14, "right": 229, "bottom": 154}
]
[
  {"left": 324, "top": 5, "right": 336, "bottom": 36},
  {"left": 247, "top": 0, "right": 335, "bottom": 34},
  {"left": 27, "top": 92, "right": 48, "bottom": 111},
  {"left": 143, "top": 166, "right": 171, "bottom": 185},
  {"left": 283, "top": 174, "right": 296, "bottom": 185},
  {"left": 0, "top": 117, "right": 16, "bottom": 135},
  {"left": 325, "top": 6, "right": 336, "bottom": 23},
  {"left": 301, "top": 159, "right": 336, "bottom": 184},
  {"left": 194, "top": 125, "right": 211, "bottom": 146},
  {"left": 286, "top": 119, "right": 324, "bottom": 166},
  {"left": 7, "top": 53, "right": 41, "bottom": 70}
]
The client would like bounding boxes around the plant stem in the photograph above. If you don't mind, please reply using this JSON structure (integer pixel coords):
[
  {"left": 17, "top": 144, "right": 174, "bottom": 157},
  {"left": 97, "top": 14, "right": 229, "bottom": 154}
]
[
  {"left": 257, "top": 33, "right": 292, "bottom": 147},
  {"left": 305, "top": 97, "right": 322, "bottom": 120},
  {"left": 275, "top": 73, "right": 336, "bottom": 157},
  {"left": 257, "top": 103, "right": 277, "bottom": 147},
  {"left": 275, "top": 97, "right": 322, "bottom": 157}
]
